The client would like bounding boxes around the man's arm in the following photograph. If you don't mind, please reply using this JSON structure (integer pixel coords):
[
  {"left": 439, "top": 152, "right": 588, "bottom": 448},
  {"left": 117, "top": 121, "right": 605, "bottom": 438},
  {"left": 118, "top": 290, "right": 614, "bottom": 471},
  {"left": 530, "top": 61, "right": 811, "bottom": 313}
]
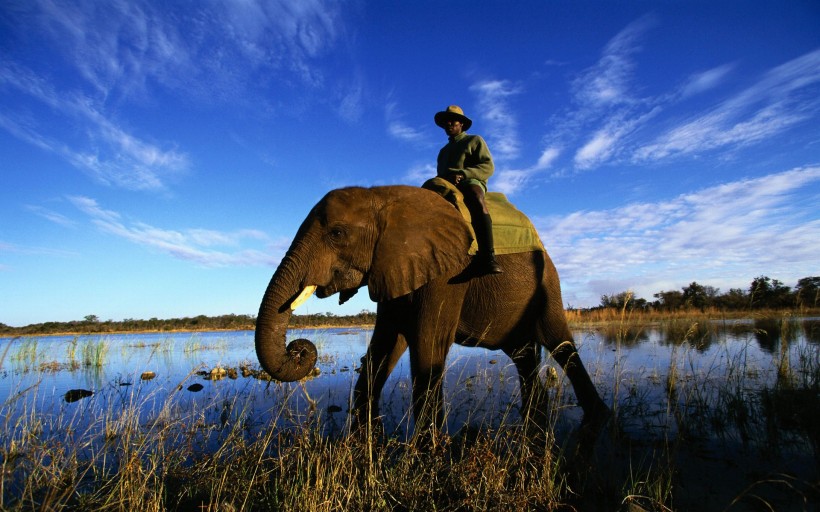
[{"left": 459, "top": 136, "right": 494, "bottom": 182}]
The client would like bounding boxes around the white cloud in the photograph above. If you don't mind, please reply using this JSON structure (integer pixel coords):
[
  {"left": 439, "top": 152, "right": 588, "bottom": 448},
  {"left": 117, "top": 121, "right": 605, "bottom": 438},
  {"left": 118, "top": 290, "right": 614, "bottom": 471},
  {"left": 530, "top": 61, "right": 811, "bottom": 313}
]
[
  {"left": 680, "top": 64, "right": 735, "bottom": 97},
  {"left": 0, "top": 1, "right": 357, "bottom": 191},
  {"left": 470, "top": 79, "right": 522, "bottom": 161},
  {"left": 636, "top": 48, "right": 820, "bottom": 162},
  {"left": 536, "top": 166, "right": 820, "bottom": 307},
  {"left": 0, "top": 63, "right": 189, "bottom": 191},
  {"left": 0, "top": 240, "right": 78, "bottom": 259},
  {"left": 68, "top": 196, "right": 285, "bottom": 267},
  {"left": 25, "top": 205, "right": 77, "bottom": 228},
  {"left": 385, "top": 102, "right": 428, "bottom": 145},
  {"left": 536, "top": 147, "right": 561, "bottom": 170},
  {"left": 402, "top": 163, "right": 436, "bottom": 186},
  {"left": 574, "top": 130, "right": 618, "bottom": 169},
  {"left": 493, "top": 170, "right": 532, "bottom": 196},
  {"left": 572, "top": 15, "right": 655, "bottom": 107},
  {"left": 493, "top": 147, "right": 562, "bottom": 195},
  {"left": 538, "top": 16, "right": 659, "bottom": 173}
]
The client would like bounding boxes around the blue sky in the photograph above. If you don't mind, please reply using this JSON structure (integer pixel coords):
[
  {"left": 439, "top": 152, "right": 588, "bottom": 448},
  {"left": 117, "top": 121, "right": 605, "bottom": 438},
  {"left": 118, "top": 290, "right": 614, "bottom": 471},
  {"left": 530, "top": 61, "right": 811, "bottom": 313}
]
[{"left": 1, "top": 1, "right": 819, "bottom": 326}]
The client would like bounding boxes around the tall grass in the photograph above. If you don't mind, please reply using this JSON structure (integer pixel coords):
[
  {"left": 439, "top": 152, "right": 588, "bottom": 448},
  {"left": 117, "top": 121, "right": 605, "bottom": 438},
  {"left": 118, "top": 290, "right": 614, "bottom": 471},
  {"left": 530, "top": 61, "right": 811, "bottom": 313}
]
[
  {"left": 1, "top": 317, "right": 817, "bottom": 511},
  {"left": 0, "top": 368, "right": 570, "bottom": 511},
  {"left": 81, "top": 337, "right": 110, "bottom": 367}
]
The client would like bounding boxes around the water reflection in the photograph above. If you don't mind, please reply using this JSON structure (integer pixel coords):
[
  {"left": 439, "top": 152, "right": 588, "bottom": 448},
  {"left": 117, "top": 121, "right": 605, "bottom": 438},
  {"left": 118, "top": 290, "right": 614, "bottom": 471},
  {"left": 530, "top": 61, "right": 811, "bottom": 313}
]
[
  {"left": 1, "top": 318, "right": 817, "bottom": 446},
  {"left": 2, "top": 319, "right": 817, "bottom": 510}
]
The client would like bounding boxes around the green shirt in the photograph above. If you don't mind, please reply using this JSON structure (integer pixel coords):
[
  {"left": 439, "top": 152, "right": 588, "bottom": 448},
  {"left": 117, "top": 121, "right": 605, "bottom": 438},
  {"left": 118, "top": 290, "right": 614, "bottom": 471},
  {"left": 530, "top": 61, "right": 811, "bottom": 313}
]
[{"left": 436, "top": 132, "right": 494, "bottom": 184}]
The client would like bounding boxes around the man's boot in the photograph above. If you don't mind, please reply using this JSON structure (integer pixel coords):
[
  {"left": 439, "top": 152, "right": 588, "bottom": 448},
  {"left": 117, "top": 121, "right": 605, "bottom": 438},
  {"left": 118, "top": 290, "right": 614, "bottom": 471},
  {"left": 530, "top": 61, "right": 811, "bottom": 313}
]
[{"left": 472, "top": 213, "right": 503, "bottom": 275}]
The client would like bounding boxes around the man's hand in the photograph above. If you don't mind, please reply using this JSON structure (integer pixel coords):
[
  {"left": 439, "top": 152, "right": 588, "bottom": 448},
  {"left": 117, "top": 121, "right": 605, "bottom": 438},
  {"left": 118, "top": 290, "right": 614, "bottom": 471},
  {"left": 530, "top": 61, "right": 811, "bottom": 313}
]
[{"left": 448, "top": 172, "right": 464, "bottom": 185}]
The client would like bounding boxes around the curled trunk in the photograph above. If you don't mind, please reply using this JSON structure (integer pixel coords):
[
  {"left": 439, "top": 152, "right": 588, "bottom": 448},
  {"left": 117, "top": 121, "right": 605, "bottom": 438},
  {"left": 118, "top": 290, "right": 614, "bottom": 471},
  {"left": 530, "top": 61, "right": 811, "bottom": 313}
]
[{"left": 254, "top": 265, "right": 318, "bottom": 382}]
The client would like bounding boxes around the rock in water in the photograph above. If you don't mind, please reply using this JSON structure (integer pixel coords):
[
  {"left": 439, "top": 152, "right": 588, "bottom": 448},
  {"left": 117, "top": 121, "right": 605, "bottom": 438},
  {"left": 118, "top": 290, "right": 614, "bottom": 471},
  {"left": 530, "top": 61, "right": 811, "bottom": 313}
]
[
  {"left": 65, "top": 389, "right": 93, "bottom": 403},
  {"left": 187, "top": 383, "right": 204, "bottom": 392}
]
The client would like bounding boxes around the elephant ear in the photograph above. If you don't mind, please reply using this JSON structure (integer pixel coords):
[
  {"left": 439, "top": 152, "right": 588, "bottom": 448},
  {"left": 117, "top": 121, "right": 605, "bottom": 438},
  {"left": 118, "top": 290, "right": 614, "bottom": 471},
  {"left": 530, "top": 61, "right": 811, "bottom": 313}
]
[{"left": 368, "top": 186, "right": 473, "bottom": 302}]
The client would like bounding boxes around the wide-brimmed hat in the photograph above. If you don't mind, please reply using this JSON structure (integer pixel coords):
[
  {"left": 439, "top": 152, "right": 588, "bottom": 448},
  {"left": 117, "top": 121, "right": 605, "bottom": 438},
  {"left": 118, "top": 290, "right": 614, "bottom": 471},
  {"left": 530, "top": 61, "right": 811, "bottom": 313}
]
[{"left": 434, "top": 105, "right": 472, "bottom": 131}]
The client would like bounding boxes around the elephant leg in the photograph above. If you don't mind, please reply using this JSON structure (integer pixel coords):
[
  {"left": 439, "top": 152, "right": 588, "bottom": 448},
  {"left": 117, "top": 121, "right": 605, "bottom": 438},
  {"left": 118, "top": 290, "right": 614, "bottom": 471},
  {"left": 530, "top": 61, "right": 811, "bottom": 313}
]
[
  {"left": 408, "top": 339, "right": 451, "bottom": 441},
  {"left": 543, "top": 335, "right": 610, "bottom": 426},
  {"left": 504, "top": 341, "right": 551, "bottom": 440},
  {"left": 406, "top": 289, "right": 461, "bottom": 441},
  {"left": 352, "top": 305, "right": 408, "bottom": 431}
]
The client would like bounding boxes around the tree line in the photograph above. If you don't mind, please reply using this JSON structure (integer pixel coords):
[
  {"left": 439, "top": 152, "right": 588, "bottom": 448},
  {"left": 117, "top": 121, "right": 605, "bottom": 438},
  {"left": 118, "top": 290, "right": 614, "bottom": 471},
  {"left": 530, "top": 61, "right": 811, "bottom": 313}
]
[
  {"left": 2, "top": 275, "right": 817, "bottom": 336},
  {"left": 0, "top": 311, "right": 378, "bottom": 336},
  {"left": 597, "top": 275, "right": 819, "bottom": 312}
]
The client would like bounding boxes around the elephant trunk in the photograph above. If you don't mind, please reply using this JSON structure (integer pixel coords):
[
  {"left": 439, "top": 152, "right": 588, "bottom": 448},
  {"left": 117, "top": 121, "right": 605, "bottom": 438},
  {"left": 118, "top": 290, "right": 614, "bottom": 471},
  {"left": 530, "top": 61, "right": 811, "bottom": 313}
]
[{"left": 255, "top": 258, "right": 318, "bottom": 382}]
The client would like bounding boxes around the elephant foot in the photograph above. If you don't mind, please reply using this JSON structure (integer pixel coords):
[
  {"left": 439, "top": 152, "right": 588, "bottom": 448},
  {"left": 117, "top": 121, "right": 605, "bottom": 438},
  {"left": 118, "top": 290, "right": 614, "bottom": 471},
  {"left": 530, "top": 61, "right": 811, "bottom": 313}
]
[
  {"left": 411, "top": 426, "right": 450, "bottom": 453},
  {"left": 350, "top": 407, "right": 385, "bottom": 438},
  {"left": 576, "top": 400, "right": 614, "bottom": 452}
]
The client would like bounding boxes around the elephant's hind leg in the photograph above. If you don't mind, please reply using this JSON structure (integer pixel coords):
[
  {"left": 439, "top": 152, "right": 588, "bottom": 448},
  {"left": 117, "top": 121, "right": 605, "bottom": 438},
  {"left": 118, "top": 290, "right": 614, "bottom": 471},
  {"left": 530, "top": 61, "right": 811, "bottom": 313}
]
[{"left": 537, "top": 319, "right": 610, "bottom": 427}]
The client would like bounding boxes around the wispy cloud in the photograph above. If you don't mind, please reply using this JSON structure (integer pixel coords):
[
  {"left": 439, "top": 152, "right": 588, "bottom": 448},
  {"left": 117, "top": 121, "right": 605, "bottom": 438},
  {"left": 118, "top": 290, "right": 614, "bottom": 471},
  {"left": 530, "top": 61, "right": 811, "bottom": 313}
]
[
  {"left": 536, "top": 166, "right": 820, "bottom": 306},
  {"left": 534, "top": 16, "right": 820, "bottom": 176},
  {"left": 0, "top": 63, "right": 189, "bottom": 191},
  {"left": 17, "top": 0, "right": 348, "bottom": 101},
  {"left": 385, "top": 101, "right": 428, "bottom": 145},
  {"left": 494, "top": 147, "right": 561, "bottom": 195},
  {"left": 679, "top": 64, "right": 735, "bottom": 98},
  {"left": 574, "top": 108, "right": 661, "bottom": 169},
  {"left": 558, "top": 16, "right": 660, "bottom": 171},
  {"left": 0, "top": 0, "right": 354, "bottom": 190},
  {"left": 635, "top": 49, "right": 820, "bottom": 162},
  {"left": 572, "top": 15, "right": 655, "bottom": 108},
  {"left": 471, "top": 79, "right": 522, "bottom": 161},
  {"left": 401, "top": 163, "right": 436, "bottom": 187},
  {"left": 68, "top": 196, "right": 287, "bottom": 267},
  {"left": 0, "top": 240, "right": 78, "bottom": 259},
  {"left": 25, "top": 205, "right": 77, "bottom": 228}
]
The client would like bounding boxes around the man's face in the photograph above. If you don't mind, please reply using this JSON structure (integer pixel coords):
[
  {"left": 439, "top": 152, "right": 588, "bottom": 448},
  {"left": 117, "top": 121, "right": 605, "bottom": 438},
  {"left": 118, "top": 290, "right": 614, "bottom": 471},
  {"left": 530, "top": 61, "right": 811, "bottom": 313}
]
[{"left": 442, "top": 117, "right": 463, "bottom": 137}]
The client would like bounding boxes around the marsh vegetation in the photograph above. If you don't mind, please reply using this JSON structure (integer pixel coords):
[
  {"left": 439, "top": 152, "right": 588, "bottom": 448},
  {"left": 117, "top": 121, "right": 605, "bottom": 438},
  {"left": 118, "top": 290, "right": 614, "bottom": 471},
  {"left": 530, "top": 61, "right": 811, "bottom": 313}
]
[{"left": 0, "top": 315, "right": 817, "bottom": 511}]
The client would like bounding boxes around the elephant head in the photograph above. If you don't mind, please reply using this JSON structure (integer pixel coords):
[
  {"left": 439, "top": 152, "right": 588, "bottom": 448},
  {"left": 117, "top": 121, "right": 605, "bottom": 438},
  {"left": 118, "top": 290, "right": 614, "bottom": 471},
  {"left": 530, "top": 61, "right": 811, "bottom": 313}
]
[{"left": 255, "top": 185, "right": 473, "bottom": 381}]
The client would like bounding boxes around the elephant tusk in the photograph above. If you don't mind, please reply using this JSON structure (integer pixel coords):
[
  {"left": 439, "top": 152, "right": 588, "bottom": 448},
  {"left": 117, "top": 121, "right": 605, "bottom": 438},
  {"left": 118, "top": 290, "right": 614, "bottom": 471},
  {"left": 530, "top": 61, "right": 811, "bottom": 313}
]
[{"left": 290, "top": 285, "right": 317, "bottom": 310}]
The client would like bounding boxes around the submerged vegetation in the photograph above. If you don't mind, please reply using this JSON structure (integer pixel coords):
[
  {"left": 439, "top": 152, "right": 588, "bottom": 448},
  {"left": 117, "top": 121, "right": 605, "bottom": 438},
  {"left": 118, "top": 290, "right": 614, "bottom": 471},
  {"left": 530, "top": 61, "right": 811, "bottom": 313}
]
[{"left": 1, "top": 314, "right": 818, "bottom": 510}]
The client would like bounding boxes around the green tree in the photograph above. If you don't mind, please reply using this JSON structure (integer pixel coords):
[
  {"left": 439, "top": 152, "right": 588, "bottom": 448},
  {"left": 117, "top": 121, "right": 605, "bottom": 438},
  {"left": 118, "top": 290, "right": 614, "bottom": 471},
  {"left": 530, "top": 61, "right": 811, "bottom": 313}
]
[
  {"left": 600, "top": 291, "right": 647, "bottom": 311},
  {"left": 795, "top": 276, "right": 820, "bottom": 308},
  {"left": 716, "top": 288, "right": 748, "bottom": 310},
  {"left": 653, "top": 290, "right": 684, "bottom": 311},
  {"left": 682, "top": 282, "right": 706, "bottom": 310},
  {"left": 749, "top": 276, "right": 792, "bottom": 309}
]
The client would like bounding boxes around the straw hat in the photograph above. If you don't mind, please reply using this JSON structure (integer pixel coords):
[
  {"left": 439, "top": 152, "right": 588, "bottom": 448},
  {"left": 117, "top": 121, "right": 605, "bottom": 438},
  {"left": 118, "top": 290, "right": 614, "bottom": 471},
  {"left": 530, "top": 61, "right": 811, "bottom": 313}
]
[{"left": 434, "top": 105, "right": 472, "bottom": 131}]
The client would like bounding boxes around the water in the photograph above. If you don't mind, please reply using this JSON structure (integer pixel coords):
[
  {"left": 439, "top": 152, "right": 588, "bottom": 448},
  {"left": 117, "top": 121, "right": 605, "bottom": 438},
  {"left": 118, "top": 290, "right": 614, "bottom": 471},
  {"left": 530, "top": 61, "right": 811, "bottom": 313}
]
[
  {"left": 2, "top": 318, "right": 816, "bottom": 442},
  {"left": 2, "top": 318, "right": 817, "bottom": 510}
]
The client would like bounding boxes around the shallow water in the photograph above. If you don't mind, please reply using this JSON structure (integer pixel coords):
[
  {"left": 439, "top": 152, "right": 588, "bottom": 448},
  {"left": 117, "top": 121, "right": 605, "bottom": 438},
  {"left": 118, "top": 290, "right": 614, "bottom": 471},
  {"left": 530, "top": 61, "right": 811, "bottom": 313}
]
[
  {"left": 1, "top": 318, "right": 818, "bottom": 510},
  {"left": 1, "top": 318, "right": 816, "bottom": 440}
]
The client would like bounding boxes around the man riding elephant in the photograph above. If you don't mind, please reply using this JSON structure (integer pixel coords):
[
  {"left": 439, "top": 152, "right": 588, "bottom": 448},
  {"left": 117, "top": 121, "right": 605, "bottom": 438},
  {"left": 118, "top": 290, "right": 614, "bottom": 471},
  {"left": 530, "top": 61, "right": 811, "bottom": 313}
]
[{"left": 435, "top": 105, "right": 502, "bottom": 275}]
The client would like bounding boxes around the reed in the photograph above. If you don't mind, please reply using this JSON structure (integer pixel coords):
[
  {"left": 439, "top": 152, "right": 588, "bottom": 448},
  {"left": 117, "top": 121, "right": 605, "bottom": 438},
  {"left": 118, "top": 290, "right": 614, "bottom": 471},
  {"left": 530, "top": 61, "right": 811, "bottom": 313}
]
[
  {"left": 0, "top": 317, "right": 817, "bottom": 511},
  {"left": 81, "top": 336, "right": 110, "bottom": 367}
]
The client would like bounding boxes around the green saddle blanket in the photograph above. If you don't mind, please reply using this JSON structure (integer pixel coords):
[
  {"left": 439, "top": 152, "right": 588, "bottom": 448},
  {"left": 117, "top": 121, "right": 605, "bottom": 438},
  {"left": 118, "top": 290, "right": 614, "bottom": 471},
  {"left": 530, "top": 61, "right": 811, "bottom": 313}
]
[{"left": 422, "top": 177, "right": 545, "bottom": 255}]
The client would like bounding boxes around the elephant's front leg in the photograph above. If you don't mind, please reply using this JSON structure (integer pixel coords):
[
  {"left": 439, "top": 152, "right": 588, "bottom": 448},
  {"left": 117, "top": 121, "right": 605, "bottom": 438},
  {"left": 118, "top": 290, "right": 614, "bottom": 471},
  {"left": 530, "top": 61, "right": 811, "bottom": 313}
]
[
  {"left": 408, "top": 339, "right": 451, "bottom": 440},
  {"left": 405, "top": 291, "right": 461, "bottom": 442},
  {"left": 352, "top": 306, "right": 408, "bottom": 433}
]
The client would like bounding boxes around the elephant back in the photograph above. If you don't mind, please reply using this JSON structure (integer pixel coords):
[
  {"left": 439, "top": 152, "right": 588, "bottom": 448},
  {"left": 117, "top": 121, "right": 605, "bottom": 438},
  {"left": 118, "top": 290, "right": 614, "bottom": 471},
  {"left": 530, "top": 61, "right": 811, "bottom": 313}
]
[{"left": 421, "top": 178, "right": 545, "bottom": 255}]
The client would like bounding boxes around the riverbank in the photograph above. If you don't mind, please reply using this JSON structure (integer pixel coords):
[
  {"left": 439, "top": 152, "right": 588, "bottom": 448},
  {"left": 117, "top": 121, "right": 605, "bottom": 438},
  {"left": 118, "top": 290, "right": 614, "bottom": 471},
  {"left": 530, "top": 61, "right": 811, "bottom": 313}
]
[{"left": 3, "top": 308, "right": 817, "bottom": 338}]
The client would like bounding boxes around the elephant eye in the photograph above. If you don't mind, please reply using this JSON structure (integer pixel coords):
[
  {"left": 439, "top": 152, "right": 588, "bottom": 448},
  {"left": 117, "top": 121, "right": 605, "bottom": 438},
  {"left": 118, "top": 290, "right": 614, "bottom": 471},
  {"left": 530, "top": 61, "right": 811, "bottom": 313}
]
[{"left": 328, "top": 226, "right": 347, "bottom": 243}]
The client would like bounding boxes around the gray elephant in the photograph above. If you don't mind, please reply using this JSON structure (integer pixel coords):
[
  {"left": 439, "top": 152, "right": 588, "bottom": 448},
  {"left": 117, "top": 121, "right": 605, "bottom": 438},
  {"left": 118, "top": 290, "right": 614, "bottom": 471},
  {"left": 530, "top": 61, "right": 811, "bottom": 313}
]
[{"left": 255, "top": 184, "right": 609, "bottom": 436}]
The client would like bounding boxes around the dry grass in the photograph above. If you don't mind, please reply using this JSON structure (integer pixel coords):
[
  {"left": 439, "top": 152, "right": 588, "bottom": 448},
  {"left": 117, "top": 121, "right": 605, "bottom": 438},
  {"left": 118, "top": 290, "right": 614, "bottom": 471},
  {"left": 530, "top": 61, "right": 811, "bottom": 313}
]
[{"left": 1, "top": 314, "right": 818, "bottom": 511}]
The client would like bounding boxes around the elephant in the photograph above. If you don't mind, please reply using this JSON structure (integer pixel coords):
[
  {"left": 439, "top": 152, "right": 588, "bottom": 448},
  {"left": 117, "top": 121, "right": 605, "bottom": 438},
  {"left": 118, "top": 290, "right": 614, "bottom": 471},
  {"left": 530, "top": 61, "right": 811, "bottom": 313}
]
[{"left": 255, "top": 184, "right": 609, "bottom": 438}]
